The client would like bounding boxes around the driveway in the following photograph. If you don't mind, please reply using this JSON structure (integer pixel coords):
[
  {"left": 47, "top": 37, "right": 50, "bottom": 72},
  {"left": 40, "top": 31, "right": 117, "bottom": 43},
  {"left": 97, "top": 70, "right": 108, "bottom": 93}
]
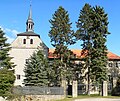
[{"left": 74, "top": 98, "right": 120, "bottom": 101}]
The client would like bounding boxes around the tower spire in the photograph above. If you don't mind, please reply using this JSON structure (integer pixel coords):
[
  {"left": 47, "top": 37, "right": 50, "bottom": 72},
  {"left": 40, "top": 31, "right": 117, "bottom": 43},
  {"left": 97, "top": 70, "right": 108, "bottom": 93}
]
[
  {"left": 26, "top": 1, "right": 34, "bottom": 32},
  {"left": 28, "top": 4, "right": 32, "bottom": 19}
]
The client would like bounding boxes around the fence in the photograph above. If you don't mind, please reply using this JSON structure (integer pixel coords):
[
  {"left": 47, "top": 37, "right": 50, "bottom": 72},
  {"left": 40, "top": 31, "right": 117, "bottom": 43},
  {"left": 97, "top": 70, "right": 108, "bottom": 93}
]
[
  {"left": 13, "top": 86, "right": 64, "bottom": 95},
  {"left": 78, "top": 84, "right": 102, "bottom": 95},
  {"left": 77, "top": 83, "right": 113, "bottom": 95},
  {"left": 108, "top": 83, "right": 113, "bottom": 94}
]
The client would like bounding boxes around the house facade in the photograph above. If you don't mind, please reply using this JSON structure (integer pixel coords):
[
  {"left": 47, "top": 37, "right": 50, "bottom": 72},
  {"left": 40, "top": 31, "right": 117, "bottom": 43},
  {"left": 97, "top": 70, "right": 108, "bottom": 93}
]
[{"left": 49, "top": 49, "right": 120, "bottom": 94}]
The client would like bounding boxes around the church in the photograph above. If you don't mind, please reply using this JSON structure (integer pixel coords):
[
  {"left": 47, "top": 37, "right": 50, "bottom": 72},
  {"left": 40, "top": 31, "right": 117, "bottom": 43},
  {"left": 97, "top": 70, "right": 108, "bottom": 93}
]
[{"left": 9, "top": 5, "right": 48, "bottom": 86}]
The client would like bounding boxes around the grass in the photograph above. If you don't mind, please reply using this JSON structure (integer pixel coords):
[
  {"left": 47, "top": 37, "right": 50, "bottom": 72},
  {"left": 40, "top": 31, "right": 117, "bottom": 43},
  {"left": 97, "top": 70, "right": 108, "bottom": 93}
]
[{"left": 54, "top": 94, "right": 120, "bottom": 101}]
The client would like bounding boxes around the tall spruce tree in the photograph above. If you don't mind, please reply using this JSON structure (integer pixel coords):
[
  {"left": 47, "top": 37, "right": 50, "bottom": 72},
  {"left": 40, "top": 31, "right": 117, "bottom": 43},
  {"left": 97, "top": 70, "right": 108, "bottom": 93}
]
[
  {"left": 0, "top": 28, "right": 15, "bottom": 98},
  {"left": 76, "top": 4, "right": 93, "bottom": 95},
  {"left": 90, "top": 6, "right": 110, "bottom": 83},
  {"left": 0, "top": 28, "right": 14, "bottom": 69},
  {"left": 24, "top": 50, "right": 49, "bottom": 86},
  {"left": 49, "top": 6, "right": 75, "bottom": 82},
  {"left": 76, "top": 4, "right": 110, "bottom": 94}
]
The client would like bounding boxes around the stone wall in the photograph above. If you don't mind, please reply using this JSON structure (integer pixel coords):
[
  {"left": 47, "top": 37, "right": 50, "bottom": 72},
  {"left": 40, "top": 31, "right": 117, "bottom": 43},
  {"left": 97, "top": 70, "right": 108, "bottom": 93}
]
[
  {"left": 25, "top": 95, "right": 65, "bottom": 101},
  {"left": 12, "top": 95, "right": 65, "bottom": 101},
  {"left": 12, "top": 86, "right": 65, "bottom": 101}
]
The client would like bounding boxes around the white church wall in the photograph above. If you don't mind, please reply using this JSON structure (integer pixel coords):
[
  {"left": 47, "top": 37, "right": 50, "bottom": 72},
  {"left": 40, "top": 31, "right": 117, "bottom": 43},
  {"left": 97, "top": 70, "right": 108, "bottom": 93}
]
[
  {"left": 9, "top": 35, "right": 48, "bottom": 86},
  {"left": 11, "top": 36, "right": 42, "bottom": 48},
  {"left": 9, "top": 48, "right": 37, "bottom": 86}
]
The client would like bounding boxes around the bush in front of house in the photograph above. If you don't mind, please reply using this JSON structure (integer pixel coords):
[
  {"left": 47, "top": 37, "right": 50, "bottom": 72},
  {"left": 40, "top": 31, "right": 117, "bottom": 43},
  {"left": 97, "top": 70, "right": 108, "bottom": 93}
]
[{"left": 111, "top": 76, "right": 120, "bottom": 96}]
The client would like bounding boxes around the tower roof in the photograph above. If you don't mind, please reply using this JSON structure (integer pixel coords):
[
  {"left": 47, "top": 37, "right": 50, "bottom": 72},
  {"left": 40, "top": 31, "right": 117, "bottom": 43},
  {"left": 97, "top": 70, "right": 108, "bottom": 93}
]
[
  {"left": 17, "top": 31, "right": 40, "bottom": 38},
  {"left": 28, "top": 5, "right": 32, "bottom": 20},
  {"left": 17, "top": 4, "right": 39, "bottom": 37}
]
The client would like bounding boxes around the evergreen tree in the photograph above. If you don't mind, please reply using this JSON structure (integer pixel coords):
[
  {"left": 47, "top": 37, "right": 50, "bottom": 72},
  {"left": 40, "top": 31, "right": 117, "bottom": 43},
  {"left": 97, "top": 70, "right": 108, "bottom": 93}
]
[
  {"left": 49, "top": 6, "right": 75, "bottom": 82},
  {"left": 24, "top": 50, "right": 49, "bottom": 86},
  {"left": 0, "top": 69, "right": 15, "bottom": 98},
  {"left": 76, "top": 3, "right": 110, "bottom": 94},
  {"left": 90, "top": 6, "right": 110, "bottom": 83},
  {"left": 0, "top": 28, "right": 14, "bottom": 69},
  {"left": 76, "top": 4, "right": 94, "bottom": 95},
  {"left": 49, "top": 59, "right": 62, "bottom": 86},
  {"left": 0, "top": 28, "right": 15, "bottom": 98}
]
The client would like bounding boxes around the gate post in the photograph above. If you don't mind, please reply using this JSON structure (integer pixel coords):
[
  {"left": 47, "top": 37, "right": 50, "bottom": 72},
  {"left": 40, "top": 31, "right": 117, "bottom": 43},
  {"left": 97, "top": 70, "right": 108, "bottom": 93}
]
[
  {"left": 113, "top": 77, "right": 117, "bottom": 88},
  {"left": 61, "top": 79, "right": 67, "bottom": 97},
  {"left": 72, "top": 80, "right": 78, "bottom": 98},
  {"left": 102, "top": 81, "right": 108, "bottom": 96}
]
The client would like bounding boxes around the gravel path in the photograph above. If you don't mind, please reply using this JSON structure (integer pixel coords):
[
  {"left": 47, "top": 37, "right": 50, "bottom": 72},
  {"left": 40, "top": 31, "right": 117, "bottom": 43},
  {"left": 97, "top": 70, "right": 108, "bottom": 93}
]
[{"left": 74, "top": 98, "right": 120, "bottom": 101}]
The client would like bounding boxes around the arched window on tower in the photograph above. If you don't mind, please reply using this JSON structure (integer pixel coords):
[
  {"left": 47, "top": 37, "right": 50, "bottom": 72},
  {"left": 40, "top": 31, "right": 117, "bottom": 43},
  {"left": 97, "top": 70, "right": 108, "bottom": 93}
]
[
  {"left": 29, "top": 24, "right": 30, "bottom": 29},
  {"left": 23, "top": 39, "right": 26, "bottom": 44},
  {"left": 31, "top": 25, "right": 33, "bottom": 29},
  {"left": 30, "top": 39, "right": 33, "bottom": 44}
]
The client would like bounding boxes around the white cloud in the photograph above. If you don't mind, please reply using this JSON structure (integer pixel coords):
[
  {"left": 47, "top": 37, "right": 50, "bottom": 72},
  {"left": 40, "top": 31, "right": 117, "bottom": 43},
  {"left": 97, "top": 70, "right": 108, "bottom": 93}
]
[
  {"left": 0, "top": 26, "right": 4, "bottom": 31},
  {"left": 5, "top": 28, "right": 11, "bottom": 32},
  {"left": 0, "top": 26, "right": 21, "bottom": 43},
  {"left": 4, "top": 28, "right": 20, "bottom": 36},
  {"left": 5, "top": 35, "right": 14, "bottom": 43}
]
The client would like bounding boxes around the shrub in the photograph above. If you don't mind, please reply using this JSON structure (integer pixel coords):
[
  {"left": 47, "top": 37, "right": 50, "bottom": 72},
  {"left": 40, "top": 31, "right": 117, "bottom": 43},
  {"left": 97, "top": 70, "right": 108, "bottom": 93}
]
[{"left": 111, "top": 76, "right": 120, "bottom": 96}]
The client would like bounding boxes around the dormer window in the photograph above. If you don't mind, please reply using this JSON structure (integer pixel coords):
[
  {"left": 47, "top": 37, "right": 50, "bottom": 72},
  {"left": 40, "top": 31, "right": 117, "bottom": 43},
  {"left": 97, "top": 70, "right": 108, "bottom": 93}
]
[
  {"left": 23, "top": 39, "right": 26, "bottom": 44},
  {"left": 30, "top": 39, "right": 33, "bottom": 44}
]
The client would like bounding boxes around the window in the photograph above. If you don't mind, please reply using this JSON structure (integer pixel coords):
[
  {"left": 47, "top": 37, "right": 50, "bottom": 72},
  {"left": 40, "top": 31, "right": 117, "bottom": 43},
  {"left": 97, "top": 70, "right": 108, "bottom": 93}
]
[
  {"left": 23, "top": 39, "right": 26, "bottom": 44},
  {"left": 31, "top": 25, "right": 32, "bottom": 29},
  {"left": 108, "top": 63, "right": 113, "bottom": 67},
  {"left": 108, "top": 75, "right": 112, "bottom": 82},
  {"left": 17, "top": 75, "right": 20, "bottom": 80},
  {"left": 115, "top": 62, "right": 118, "bottom": 68},
  {"left": 29, "top": 24, "right": 30, "bottom": 29},
  {"left": 118, "top": 62, "right": 120, "bottom": 68},
  {"left": 30, "top": 39, "right": 33, "bottom": 44}
]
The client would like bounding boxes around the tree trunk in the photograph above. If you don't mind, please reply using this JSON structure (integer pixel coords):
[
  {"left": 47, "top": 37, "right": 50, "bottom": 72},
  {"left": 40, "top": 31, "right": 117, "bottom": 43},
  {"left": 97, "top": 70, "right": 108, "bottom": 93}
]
[{"left": 87, "top": 66, "right": 90, "bottom": 95}]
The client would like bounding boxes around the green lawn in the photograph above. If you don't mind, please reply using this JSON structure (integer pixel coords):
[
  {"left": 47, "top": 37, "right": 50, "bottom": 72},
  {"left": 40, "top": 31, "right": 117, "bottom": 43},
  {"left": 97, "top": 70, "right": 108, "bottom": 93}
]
[{"left": 55, "top": 95, "right": 120, "bottom": 101}]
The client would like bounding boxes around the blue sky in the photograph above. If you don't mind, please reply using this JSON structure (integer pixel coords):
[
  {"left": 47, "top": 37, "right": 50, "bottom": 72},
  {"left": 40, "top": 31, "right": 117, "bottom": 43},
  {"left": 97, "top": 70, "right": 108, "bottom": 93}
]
[{"left": 0, "top": 0, "right": 120, "bottom": 56}]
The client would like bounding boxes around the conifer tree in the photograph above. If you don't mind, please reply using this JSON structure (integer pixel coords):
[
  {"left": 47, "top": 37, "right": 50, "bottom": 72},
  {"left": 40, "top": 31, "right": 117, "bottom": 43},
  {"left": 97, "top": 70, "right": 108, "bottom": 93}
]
[
  {"left": 24, "top": 50, "right": 49, "bottom": 86},
  {"left": 0, "top": 69, "right": 15, "bottom": 98},
  {"left": 0, "top": 28, "right": 15, "bottom": 98},
  {"left": 76, "top": 4, "right": 93, "bottom": 95},
  {"left": 90, "top": 6, "right": 110, "bottom": 83},
  {"left": 76, "top": 3, "right": 110, "bottom": 94},
  {"left": 49, "top": 6, "right": 75, "bottom": 82},
  {"left": 0, "top": 28, "right": 14, "bottom": 69}
]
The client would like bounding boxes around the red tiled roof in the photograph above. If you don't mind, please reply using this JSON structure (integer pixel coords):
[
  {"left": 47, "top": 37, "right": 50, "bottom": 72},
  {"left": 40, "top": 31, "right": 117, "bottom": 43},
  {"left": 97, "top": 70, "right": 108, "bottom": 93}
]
[
  {"left": 48, "top": 49, "right": 56, "bottom": 58},
  {"left": 48, "top": 49, "right": 120, "bottom": 60},
  {"left": 107, "top": 51, "right": 120, "bottom": 60}
]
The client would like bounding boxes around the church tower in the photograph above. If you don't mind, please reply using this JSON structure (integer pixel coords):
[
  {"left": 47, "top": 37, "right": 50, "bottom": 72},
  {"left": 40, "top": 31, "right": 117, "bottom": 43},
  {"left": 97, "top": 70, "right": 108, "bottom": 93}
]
[{"left": 9, "top": 5, "right": 48, "bottom": 86}]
